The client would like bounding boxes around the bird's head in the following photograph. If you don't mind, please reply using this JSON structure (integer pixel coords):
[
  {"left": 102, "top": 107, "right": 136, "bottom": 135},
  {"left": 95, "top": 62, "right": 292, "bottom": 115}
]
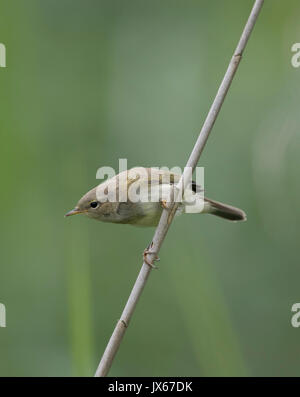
[{"left": 65, "top": 186, "right": 102, "bottom": 220}]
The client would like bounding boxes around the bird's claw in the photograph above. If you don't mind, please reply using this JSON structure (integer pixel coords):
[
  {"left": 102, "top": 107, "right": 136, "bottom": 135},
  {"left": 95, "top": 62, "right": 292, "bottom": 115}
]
[
  {"left": 160, "top": 199, "right": 168, "bottom": 210},
  {"left": 143, "top": 249, "right": 160, "bottom": 269}
]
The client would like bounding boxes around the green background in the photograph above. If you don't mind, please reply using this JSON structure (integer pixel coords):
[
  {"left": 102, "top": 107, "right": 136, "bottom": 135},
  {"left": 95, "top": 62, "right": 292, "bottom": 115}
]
[{"left": 0, "top": 0, "right": 300, "bottom": 376}]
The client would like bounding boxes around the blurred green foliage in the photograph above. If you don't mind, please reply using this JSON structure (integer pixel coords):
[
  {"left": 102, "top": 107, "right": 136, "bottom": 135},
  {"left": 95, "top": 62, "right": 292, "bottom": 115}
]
[{"left": 0, "top": 0, "right": 300, "bottom": 376}]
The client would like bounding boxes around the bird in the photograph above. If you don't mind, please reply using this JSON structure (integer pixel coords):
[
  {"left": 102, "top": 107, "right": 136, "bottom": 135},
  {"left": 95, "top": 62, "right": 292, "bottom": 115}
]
[{"left": 65, "top": 167, "right": 246, "bottom": 227}]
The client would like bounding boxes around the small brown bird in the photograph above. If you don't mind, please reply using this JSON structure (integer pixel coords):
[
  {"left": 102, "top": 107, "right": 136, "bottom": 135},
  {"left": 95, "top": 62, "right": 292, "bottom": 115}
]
[{"left": 65, "top": 167, "right": 246, "bottom": 227}]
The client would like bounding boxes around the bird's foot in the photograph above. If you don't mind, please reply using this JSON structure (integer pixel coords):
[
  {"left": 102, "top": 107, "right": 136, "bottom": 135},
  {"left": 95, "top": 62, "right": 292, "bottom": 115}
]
[
  {"left": 143, "top": 249, "right": 160, "bottom": 269},
  {"left": 160, "top": 199, "right": 168, "bottom": 210}
]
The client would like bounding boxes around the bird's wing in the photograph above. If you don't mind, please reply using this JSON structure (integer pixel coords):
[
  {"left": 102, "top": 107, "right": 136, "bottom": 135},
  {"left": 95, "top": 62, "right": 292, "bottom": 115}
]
[
  {"left": 116, "top": 167, "right": 204, "bottom": 201},
  {"left": 144, "top": 167, "right": 204, "bottom": 193}
]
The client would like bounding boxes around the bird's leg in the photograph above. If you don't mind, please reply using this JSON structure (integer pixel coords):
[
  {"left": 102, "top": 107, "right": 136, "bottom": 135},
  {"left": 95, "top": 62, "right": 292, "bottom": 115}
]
[
  {"left": 159, "top": 199, "right": 168, "bottom": 210},
  {"left": 143, "top": 249, "right": 160, "bottom": 269},
  {"left": 143, "top": 242, "right": 160, "bottom": 269}
]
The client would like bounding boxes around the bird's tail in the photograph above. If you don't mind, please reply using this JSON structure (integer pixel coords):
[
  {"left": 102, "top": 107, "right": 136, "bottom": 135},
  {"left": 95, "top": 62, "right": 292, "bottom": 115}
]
[{"left": 205, "top": 198, "right": 247, "bottom": 222}]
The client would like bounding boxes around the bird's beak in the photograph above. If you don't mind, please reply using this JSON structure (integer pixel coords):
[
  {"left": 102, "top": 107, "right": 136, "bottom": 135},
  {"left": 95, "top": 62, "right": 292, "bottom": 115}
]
[{"left": 65, "top": 207, "right": 83, "bottom": 217}]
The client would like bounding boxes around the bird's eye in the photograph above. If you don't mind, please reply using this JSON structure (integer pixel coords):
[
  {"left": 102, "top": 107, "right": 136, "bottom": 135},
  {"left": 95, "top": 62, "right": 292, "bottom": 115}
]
[{"left": 90, "top": 201, "right": 99, "bottom": 208}]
